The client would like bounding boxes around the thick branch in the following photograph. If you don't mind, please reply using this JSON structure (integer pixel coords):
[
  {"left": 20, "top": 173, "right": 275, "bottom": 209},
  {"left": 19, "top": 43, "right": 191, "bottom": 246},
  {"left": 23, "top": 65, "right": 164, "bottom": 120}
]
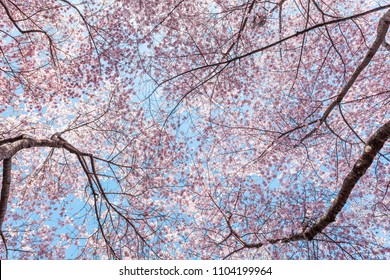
[
  {"left": 0, "top": 134, "right": 154, "bottom": 258},
  {"left": 0, "top": 158, "right": 12, "bottom": 231},
  {"left": 0, "top": 158, "right": 12, "bottom": 258},
  {"left": 225, "top": 120, "right": 390, "bottom": 257},
  {"left": 323, "top": 9, "right": 390, "bottom": 110},
  {"left": 300, "top": 9, "right": 390, "bottom": 143},
  {"left": 0, "top": 135, "right": 61, "bottom": 160},
  {"left": 302, "top": 120, "right": 390, "bottom": 240},
  {"left": 0, "top": 134, "right": 92, "bottom": 160}
]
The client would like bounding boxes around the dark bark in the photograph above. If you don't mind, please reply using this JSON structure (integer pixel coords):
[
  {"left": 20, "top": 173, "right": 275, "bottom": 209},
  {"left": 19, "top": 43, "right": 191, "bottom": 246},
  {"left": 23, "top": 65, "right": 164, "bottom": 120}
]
[
  {"left": 0, "top": 158, "right": 12, "bottom": 258},
  {"left": 0, "top": 158, "right": 12, "bottom": 231},
  {"left": 300, "top": 9, "right": 390, "bottom": 143},
  {"left": 225, "top": 120, "right": 390, "bottom": 257},
  {"left": 302, "top": 121, "right": 390, "bottom": 238}
]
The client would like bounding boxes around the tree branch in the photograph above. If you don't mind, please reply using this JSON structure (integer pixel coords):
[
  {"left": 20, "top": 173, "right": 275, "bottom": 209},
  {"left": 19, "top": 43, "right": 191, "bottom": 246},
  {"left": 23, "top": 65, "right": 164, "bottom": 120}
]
[
  {"left": 157, "top": 5, "right": 390, "bottom": 91},
  {"left": 302, "top": 120, "right": 390, "bottom": 240},
  {"left": 0, "top": 134, "right": 156, "bottom": 259},
  {"left": 0, "top": 0, "right": 57, "bottom": 64},
  {"left": 0, "top": 135, "right": 61, "bottom": 160},
  {"left": 0, "top": 158, "right": 12, "bottom": 259},
  {"left": 299, "top": 9, "right": 390, "bottom": 143},
  {"left": 223, "top": 120, "right": 390, "bottom": 257}
]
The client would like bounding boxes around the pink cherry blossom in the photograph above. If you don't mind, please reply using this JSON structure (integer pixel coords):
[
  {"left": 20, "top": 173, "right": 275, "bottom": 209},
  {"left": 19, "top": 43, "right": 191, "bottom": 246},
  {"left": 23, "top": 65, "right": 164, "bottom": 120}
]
[{"left": 0, "top": 0, "right": 389, "bottom": 259}]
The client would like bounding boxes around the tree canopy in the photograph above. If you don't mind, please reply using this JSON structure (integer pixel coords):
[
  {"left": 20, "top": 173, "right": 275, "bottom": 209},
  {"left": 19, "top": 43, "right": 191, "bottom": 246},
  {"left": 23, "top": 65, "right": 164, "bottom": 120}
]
[{"left": 0, "top": 0, "right": 389, "bottom": 259}]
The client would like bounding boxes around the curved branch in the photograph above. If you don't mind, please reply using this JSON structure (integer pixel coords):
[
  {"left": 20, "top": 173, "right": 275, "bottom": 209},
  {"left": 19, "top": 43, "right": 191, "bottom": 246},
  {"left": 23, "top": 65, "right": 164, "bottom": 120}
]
[
  {"left": 0, "top": 134, "right": 156, "bottom": 259},
  {"left": 0, "top": 135, "right": 62, "bottom": 160},
  {"left": 224, "top": 120, "right": 390, "bottom": 256},
  {"left": 299, "top": 9, "right": 390, "bottom": 143},
  {"left": 302, "top": 120, "right": 390, "bottom": 239}
]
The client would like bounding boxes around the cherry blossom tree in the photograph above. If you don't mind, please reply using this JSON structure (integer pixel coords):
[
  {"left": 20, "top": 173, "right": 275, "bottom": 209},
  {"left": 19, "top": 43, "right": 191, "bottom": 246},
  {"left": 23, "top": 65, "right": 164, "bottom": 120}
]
[{"left": 1, "top": 0, "right": 389, "bottom": 259}]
